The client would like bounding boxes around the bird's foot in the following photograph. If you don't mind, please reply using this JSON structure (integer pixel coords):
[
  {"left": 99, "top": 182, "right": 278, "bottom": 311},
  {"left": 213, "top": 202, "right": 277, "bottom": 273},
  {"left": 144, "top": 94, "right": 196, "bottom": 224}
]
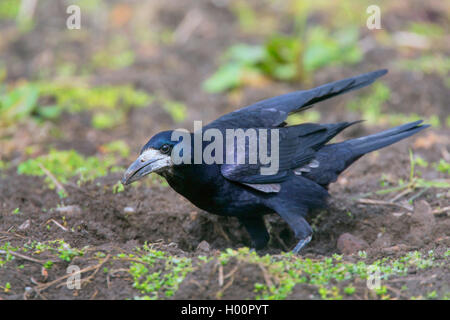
[{"left": 292, "top": 235, "right": 312, "bottom": 254}]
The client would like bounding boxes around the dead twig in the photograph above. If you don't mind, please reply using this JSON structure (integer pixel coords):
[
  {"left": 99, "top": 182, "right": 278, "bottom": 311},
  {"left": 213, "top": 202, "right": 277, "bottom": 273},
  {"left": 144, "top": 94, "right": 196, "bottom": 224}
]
[
  {"left": 273, "top": 233, "right": 290, "bottom": 252},
  {"left": 357, "top": 198, "right": 413, "bottom": 212},
  {"left": 389, "top": 188, "right": 413, "bottom": 203},
  {"left": 38, "top": 163, "right": 67, "bottom": 196},
  {"left": 90, "top": 289, "right": 98, "bottom": 300},
  {"left": 407, "top": 187, "right": 429, "bottom": 203},
  {"left": 224, "top": 265, "right": 239, "bottom": 280},
  {"left": 384, "top": 284, "right": 407, "bottom": 299},
  {"left": 45, "top": 219, "right": 68, "bottom": 232},
  {"left": 0, "top": 249, "right": 47, "bottom": 265},
  {"left": 212, "top": 220, "right": 231, "bottom": 243},
  {"left": 218, "top": 264, "right": 224, "bottom": 287},
  {"left": 221, "top": 277, "right": 235, "bottom": 293},
  {"left": 107, "top": 268, "right": 129, "bottom": 289},
  {"left": 174, "top": 9, "right": 203, "bottom": 44},
  {"left": 216, "top": 276, "right": 235, "bottom": 298},
  {"left": 432, "top": 206, "right": 450, "bottom": 216},
  {"left": 258, "top": 263, "right": 274, "bottom": 289},
  {"left": 0, "top": 231, "right": 29, "bottom": 240},
  {"left": 35, "top": 255, "right": 110, "bottom": 293}
]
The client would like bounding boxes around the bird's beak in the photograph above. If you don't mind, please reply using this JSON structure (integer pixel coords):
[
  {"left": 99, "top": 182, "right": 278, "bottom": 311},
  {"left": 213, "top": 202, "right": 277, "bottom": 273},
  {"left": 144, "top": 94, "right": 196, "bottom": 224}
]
[{"left": 122, "top": 149, "right": 172, "bottom": 185}]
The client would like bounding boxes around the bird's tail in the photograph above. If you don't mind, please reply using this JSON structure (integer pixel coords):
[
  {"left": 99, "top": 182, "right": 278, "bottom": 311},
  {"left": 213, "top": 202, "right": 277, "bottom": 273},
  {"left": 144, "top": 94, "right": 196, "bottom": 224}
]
[
  {"left": 342, "top": 120, "right": 429, "bottom": 158},
  {"left": 305, "top": 121, "right": 429, "bottom": 186}
]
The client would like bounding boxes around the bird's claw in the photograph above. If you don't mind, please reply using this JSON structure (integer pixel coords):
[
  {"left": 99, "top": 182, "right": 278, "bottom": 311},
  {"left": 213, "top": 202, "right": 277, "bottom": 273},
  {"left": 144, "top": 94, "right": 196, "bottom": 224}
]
[{"left": 292, "top": 235, "right": 312, "bottom": 254}]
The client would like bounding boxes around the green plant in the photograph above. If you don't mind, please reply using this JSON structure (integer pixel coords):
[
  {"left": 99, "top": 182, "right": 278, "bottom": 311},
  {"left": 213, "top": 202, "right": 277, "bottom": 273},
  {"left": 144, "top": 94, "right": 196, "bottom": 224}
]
[
  {"left": 203, "top": 26, "right": 362, "bottom": 93},
  {"left": 366, "top": 151, "right": 450, "bottom": 200},
  {"left": 112, "top": 181, "right": 125, "bottom": 194},
  {"left": 347, "top": 82, "right": 390, "bottom": 124},
  {"left": 17, "top": 149, "right": 122, "bottom": 188},
  {"left": 408, "top": 22, "right": 445, "bottom": 38},
  {"left": 0, "top": 83, "right": 41, "bottom": 126},
  {"left": 43, "top": 261, "right": 54, "bottom": 270},
  {"left": 0, "top": 160, "right": 9, "bottom": 170},
  {"left": 123, "top": 245, "right": 193, "bottom": 299},
  {"left": 347, "top": 83, "right": 441, "bottom": 127},
  {"left": 91, "top": 50, "right": 135, "bottom": 71},
  {"left": 25, "top": 240, "right": 85, "bottom": 262},
  {"left": 216, "top": 247, "right": 439, "bottom": 300},
  {"left": 319, "top": 286, "right": 342, "bottom": 300},
  {"left": 0, "top": 0, "right": 20, "bottom": 20},
  {"left": 303, "top": 26, "right": 362, "bottom": 73},
  {"left": 1, "top": 282, "right": 11, "bottom": 293},
  {"left": 40, "top": 83, "right": 152, "bottom": 129},
  {"left": 396, "top": 54, "right": 450, "bottom": 77},
  {"left": 344, "top": 285, "right": 356, "bottom": 295},
  {"left": 0, "top": 81, "right": 153, "bottom": 129},
  {"left": 0, "top": 242, "right": 19, "bottom": 267},
  {"left": 434, "top": 159, "right": 450, "bottom": 175},
  {"left": 161, "top": 99, "right": 187, "bottom": 123}
]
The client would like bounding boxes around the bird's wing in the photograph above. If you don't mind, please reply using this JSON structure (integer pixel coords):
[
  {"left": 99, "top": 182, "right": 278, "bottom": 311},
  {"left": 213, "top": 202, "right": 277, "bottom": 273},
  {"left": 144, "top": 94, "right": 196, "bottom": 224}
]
[
  {"left": 205, "top": 69, "right": 387, "bottom": 129},
  {"left": 220, "top": 122, "right": 359, "bottom": 192}
]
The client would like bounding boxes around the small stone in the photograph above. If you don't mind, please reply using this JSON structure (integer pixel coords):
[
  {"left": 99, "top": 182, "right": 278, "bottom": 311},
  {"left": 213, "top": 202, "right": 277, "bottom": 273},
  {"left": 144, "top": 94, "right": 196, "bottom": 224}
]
[
  {"left": 189, "top": 211, "right": 198, "bottom": 220},
  {"left": 337, "top": 233, "right": 369, "bottom": 255},
  {"left": 371, "top": 233, "right": 392, "bottom": 249},
  {"left": 123, "top": 206, "right": 136, "bottom": 214},
  {"left": 392, "top": 212, "right": 405, "bottom": 217},
  {"left": 55, "top": 205, "right": 81, "bottom": 216},
  {"left": 381, "top": 244, "right": 409, "bottom": 254},
  {"left": 196, "top": 240, "right": 210, "bottom": 252},
  {"left": 18, "top": 219, "right": 31, "bottom": 231}
]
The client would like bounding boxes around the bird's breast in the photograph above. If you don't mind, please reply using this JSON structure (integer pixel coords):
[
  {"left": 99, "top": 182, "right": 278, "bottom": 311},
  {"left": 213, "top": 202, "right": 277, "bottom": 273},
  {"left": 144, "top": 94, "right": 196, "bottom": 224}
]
[{"left": 159, "top": 165, "right": 268, "bottom": 217}]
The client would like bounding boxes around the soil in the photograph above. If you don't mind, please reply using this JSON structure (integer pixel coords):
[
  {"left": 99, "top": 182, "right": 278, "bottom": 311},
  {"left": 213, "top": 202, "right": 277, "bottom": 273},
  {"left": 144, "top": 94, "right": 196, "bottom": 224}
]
[{"left": 0, "top": 0, "right": 448, "bottom": 300}]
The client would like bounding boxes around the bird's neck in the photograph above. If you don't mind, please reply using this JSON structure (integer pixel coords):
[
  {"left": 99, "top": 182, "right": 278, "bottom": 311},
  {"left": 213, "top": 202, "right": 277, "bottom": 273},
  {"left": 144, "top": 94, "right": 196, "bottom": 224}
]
[{"left": 159, "top": 164, "right": 222, "bottom": 204}]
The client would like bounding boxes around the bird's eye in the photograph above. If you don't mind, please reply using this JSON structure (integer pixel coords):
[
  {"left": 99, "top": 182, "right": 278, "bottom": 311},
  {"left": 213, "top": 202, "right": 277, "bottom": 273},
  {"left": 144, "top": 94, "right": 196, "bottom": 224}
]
[{"left": 160, "top": 144, "right": 171, "bottom": 154}]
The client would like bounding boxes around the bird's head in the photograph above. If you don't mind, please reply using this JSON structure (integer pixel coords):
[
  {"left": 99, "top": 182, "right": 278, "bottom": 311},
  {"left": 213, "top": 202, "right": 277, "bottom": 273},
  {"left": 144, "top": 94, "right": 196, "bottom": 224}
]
[{"left": 122, "top": 130, "right": 179, "bottom": 185}]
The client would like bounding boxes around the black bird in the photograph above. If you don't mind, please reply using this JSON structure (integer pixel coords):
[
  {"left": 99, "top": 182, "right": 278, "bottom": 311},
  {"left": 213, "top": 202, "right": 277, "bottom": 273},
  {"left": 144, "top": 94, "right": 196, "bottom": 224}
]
[{"left": 122, "top": 69, "right": 428, "bottom": 253}]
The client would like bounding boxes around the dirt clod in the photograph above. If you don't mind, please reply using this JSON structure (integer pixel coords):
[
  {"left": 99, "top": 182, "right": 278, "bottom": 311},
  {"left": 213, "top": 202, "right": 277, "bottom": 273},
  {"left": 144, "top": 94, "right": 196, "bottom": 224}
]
[
  {"left": 196, "top": 240, "right": 211, "bottom": 253},
  {"left": 407, "top": 200, "right": 436, "bottom": 245},
  {"left": 337, "top": 233, "right": 369, "bottom": 254}
]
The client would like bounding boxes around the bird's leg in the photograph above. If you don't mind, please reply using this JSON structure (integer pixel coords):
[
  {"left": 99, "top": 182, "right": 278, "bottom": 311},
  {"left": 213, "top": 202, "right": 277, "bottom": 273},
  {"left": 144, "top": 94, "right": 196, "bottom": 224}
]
[
  {"left": 276, "top": 210, "right": 313, "bottom": 254},
  {"left": 292, "top": 235, "right": 312, "bottom": 254},
  {"left": 239, "top": 216, "right": 269, "bottom": 250}
]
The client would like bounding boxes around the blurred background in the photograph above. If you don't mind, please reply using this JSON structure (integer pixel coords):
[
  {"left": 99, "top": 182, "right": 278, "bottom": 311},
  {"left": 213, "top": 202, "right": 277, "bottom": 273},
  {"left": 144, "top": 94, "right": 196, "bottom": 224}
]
[
  {"left": 0, "top": 0, "right": 448, "bottom": 170},
  {"left": 0, "top": 0, "right": 449, "bottom": 300}
]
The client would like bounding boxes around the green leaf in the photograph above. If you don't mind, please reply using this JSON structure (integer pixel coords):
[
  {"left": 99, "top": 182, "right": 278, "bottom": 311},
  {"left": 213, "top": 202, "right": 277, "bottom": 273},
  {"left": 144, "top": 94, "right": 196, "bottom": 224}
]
[
  {"left": 203, "top": 63, "right": 243, "bottom": 93},
  {"left": 227, "top": 44, "right": 265, "bottom": 65},
  {"left": 36, "top": 105, "right": 62, "bottom": 120},
  {"left": 162, "top": 100, "right": 187, "bottom": 123}
]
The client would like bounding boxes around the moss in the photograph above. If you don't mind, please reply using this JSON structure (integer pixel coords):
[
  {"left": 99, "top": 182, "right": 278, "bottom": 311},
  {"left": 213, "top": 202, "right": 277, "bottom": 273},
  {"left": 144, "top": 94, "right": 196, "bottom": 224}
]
[
  {"left": 216, "top": 247, "right": 441, "bottom": 300},
  {"left": 120, "top": 244, "right": 193, "bottom": 299}
]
